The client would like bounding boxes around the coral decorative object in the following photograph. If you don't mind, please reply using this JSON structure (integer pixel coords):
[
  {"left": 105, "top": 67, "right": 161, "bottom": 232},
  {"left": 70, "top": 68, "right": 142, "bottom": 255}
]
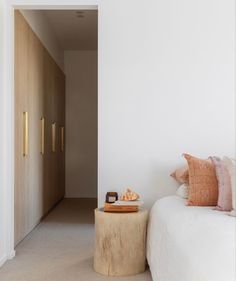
[{"left": 120, "top": 188, "right": 140, "bottom": 201}]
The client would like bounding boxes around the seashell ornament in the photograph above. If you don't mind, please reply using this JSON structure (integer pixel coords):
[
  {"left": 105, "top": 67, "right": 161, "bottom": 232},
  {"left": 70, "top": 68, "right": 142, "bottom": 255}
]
[{"left": 120, "top": 188, "right": 140, "bottom": 201}]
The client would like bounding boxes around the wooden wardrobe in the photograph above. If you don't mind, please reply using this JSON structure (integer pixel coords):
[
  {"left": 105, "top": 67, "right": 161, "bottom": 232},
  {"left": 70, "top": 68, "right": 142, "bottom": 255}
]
[{"left": 14, "top": 11, "right": 65, "bottom": 245}]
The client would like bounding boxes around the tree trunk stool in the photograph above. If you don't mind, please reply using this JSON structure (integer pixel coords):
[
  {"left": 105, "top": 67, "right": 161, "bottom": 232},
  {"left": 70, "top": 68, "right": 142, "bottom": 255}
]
[{"left": 94, "top": 208, "right": 148, "bottom": 276}]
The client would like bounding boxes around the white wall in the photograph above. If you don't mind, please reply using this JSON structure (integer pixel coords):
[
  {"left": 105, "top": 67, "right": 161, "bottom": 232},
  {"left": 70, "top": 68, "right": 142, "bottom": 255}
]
[
  {"left": 97, "top": 0, "right": 235, "bottom": 208},
  {"left": 65, "top": 51, "right": 97, "bottom": 198},
  {"left": 0, "top": 0, "right": 235, "bottom": 266},
  {"left": 20, "top": 10, "right": 64, "bottom": 70},
  {"left": 0, "top": 0, "right": 6, "bottom": 267},
  {"left": 0, "top": 0, "right": 15, "bottom": 265}
]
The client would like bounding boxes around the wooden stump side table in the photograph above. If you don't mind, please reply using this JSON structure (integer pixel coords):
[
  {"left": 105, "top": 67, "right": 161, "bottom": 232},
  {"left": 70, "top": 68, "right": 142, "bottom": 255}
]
[{"left": 93, "top": 208, "right": 148, "bottom": 276}]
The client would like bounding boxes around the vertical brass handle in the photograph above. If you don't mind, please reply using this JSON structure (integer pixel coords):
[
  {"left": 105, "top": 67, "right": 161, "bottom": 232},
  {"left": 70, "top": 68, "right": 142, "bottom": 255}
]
[
  {"left": 52, "top": 123, "right": 56, "bottom": 152},
  {"left": 61, "top": 126, "right": 64, "bottom": 152},
  {"left": 40, "top": 118, "right": 45, "bottom": 155},
  {"left": 23, "top": 111, "right": 29, "bottom": 157}
]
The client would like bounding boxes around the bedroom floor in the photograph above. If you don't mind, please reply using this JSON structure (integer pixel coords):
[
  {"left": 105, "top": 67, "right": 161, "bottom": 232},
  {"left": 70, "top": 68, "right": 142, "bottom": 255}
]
[{"left": 0, "top": 199, "right": 152, "bottom": 281}]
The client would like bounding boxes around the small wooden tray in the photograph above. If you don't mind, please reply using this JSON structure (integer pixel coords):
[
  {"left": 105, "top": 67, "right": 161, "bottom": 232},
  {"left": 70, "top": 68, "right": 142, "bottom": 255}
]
[{"left": 104, "top": 203, "right": 139, "bottom": 212}]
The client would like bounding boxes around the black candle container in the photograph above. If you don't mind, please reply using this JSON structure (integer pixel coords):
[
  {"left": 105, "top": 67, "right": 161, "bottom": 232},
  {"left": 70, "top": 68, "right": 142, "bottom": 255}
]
[{"left": 106, "top": 192, "right": 118, "bottom": 203}]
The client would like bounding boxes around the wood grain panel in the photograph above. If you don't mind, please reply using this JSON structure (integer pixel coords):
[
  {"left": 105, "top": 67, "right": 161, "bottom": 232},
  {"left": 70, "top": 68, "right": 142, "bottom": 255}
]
[
  {"left": 55, "top": 65, "right": 66, "bottom": 202},
  {"left": 43, "top": 50, "right": 55, "bottom": 212},
  {"left": 14, "top": 10, "right": 65, "bottom": 245},
  {"left": 14, "top": 10, "right": 30, "bottom": 245},
  {"left": 28, "top": 24, "right": 44, "bottom": 231},
  {"left": 59, "top": 70, "right": 66, "bottom": 200}
]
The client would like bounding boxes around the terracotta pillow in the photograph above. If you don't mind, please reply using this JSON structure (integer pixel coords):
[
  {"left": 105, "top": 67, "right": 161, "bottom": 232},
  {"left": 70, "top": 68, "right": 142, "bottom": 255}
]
[
  {"left": 183, "top": 154, "right": 218, "bottom": 206},
  {"left": 210, "top": 156, "right": 232, "bottom": 211},
  {"left": 170, "top": 166, "right": 189, "bottom": 183}
]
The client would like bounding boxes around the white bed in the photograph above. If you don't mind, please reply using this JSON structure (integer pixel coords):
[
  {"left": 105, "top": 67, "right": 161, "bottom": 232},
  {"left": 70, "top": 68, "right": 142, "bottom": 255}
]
[{"left": 147, "top": 195, "right": 236, "bottom": 281}]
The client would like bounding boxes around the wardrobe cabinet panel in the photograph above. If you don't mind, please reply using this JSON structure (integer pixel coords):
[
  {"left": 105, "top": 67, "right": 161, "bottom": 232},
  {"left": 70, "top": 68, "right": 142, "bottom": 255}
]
[
  {"left": 14, "top": 10, "right": 30, "bottom": 245},
  {"left": 43, "top": 50, "right": 56, "bottom": 213},
  {"left": 28, "top": 27, "right": 44, "bottom": 232},
  {"left": 58, "top": 71, "right": 66, "bottom": 201},
  {"left": 14, "top": 11, "right": 65, "bottom": 245},
  {"left": 52, "top": 61, "right": 60, "bottom": 205},
  {"left": 54, "top": 65, "right": 66, "bottom": 202}
]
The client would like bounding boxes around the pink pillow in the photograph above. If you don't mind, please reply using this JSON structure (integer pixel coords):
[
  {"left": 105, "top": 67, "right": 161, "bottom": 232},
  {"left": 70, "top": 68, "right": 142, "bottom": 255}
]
[
  {"left": 170, "top": 166, "right": 189, "bottom": 183},
  {"left": 210, "top": 156, "right": 232, "bottom": 211},
  {"left": 224, "top": 157, "right": 236, "bottom": 216}
]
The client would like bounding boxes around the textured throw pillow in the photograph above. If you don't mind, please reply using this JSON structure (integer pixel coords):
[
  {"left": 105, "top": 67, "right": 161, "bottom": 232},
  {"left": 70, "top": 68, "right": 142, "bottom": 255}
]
[
  {"left": 176, "top": 183, "right": 189, "bottom": 199},
  {"left": 170, "top": 166, "right": 189, "bottom": 183},
  {"left": 183, "top": 154, "right": 218, "bottom": 206},
  {"left": 224, "top": 157, "right": 236, "bottom": 217},
  {"left": 210, "top": 156, "right": 232, "bottom": 211}
]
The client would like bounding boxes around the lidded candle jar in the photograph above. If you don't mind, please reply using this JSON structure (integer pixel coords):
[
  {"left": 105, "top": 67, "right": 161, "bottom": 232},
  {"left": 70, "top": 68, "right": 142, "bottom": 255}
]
[{"left": 106, "top": 192, "right": 118, "bottom": 203}]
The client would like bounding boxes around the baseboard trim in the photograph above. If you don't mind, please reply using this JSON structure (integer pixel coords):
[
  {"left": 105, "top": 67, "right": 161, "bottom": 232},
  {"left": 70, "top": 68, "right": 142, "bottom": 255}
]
[
  {"left": 0, "top": 249, "right": 16, "bottom": 268},
  {"left": 7, "top": 250, "right": 15, "bottom": 260},
  {"left": 15, "top": 197, "right": 64, "bottom": 247},
  {"left": 0, "top": 255, "right": 7, "bottom": 268}
]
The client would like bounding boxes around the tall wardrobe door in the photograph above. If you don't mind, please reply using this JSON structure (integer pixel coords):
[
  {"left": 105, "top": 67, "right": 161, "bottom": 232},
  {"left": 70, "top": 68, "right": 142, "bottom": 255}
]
[
  {"left": 55, "top": 68, "right": 65, "bottom": 202},
  {"left": 28, "top": 27, "right": 44, "bottom": 229},
  {"left": 14, "top": 11, "right": 30, "bottom": 245},
  {"left": 43, "top": 50, "right": 55, "bottom": 212},
  {"left": 52, "top": 61, "right": 60, "bottom": 204},
  {"left": 58, "top": 70, "right": 66, "bottom": 200}
]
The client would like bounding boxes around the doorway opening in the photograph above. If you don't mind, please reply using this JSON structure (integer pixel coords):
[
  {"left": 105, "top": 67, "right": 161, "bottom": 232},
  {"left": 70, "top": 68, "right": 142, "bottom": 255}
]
[{"left": 14, "top": 8, "right": 98, "bottom": 246}]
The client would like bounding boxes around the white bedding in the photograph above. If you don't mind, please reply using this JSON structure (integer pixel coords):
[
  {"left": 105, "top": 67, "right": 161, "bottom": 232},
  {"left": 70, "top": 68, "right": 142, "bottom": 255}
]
[{"left": 147, "top": 195, "right": 236, "bottom": 281}]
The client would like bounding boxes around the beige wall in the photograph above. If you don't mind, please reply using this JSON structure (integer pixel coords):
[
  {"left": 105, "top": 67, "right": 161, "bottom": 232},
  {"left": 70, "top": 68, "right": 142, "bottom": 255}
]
[{"left": 65, "top": 51, "right": 97, "bottom": 198}]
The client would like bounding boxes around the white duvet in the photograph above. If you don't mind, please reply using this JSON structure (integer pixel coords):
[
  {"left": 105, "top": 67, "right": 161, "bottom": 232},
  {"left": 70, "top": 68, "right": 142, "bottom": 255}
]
[{"left": 147, "top": 196, "right": 236, "bottom": 281}]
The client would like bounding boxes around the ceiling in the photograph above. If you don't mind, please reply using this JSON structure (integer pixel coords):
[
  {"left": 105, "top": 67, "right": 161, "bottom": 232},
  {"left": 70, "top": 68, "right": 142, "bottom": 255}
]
[{"left": 43, "top": 10, "right": 97, "bottom": 51}]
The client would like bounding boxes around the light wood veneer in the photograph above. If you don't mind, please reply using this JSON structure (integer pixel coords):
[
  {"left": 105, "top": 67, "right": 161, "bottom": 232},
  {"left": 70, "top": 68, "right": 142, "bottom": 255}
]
[{"left": 14, "top": 11, "right": 65, "bottom": 245}]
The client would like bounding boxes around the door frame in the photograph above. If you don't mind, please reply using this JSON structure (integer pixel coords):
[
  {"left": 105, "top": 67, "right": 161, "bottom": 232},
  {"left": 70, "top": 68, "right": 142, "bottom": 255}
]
[{"left": 1, "top": 1, "right": 99, "bottom": 266}]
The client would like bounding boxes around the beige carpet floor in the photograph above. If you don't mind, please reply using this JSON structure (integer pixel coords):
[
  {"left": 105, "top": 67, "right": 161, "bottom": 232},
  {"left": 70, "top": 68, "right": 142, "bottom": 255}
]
[{"left": 0, "top": 199, "right": 152, "bottom": 281}]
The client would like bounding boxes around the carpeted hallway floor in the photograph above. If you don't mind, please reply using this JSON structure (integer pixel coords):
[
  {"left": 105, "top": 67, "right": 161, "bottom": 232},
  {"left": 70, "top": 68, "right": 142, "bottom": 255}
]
[{"left": 0, "top": 199, "right": 152, "bottom": 281}]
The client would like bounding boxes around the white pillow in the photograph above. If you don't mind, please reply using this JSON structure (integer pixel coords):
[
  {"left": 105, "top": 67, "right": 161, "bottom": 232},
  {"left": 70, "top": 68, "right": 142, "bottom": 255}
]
[
  {"left": 224, "top": 157, "right": 236, "bottom": 217},
  {"left": 176, "top": 183, "right": 189, "bottom": 199}
]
